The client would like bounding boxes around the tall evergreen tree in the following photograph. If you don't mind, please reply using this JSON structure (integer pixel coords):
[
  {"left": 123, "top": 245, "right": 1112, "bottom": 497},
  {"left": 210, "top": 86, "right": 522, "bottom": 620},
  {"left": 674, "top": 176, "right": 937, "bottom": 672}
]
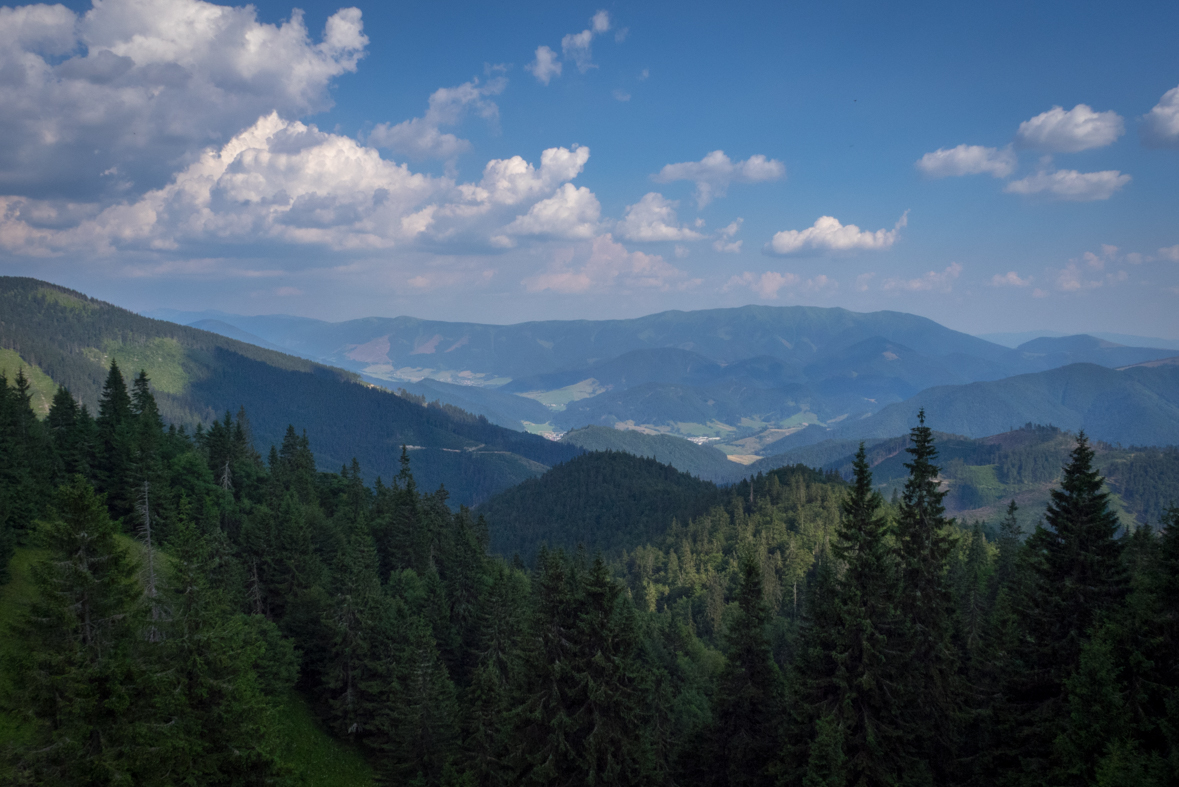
[
  {"left": 94, "top": 361, "right": 135, "bottom": 521},
  {"left": 894, "top": 410, "right": 960, "bottom": 781},
  {"left": 818, "top": 444, "right": 907, "bottom": 787},
  {"left": 997, "top": 433, "right": 1128, "bottom": 785},
  {"left": 711, "top": 555, "right": 786, "bottom": 787},
  {"left": 7, "top": 477, "right": 150, "bottom": 784}
]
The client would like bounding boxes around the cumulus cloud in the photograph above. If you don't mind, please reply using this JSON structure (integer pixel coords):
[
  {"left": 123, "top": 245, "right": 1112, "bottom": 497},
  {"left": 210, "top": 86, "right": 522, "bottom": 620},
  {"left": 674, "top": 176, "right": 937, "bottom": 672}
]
[
  {"left": 1141, "top": 85, "right": 1179, "bottom": 148},
  {"left": 501, "top": 183, "right": 602, "bottom": 241},
  {"left": 713, "top": 219, "right": 743, "bottom": 253},
  {"left": 1056, "top": 262, "right": 1105, "bottom": 292},
  {"left": 0, "top": 113, "right": 599, "bottom": 256},
  {"left": 562, "top": 10, "right": 611, "bottom": 73},
  {"left": 915, "top": 145, "right": 1016, "bottom": 178},
  {"left": 522, "top": 233, "right": 694, "bottom": 293},
  {"left": 766, "top": 212, "right": 907, "bottom": 256},
  {"left": 526, "top": 45, "right": 562, "bottom": 85},
  {"left": 991, "top": 271, "right": 1032, "bottom": 287},
  {"left": 723, "top": 271, "right": 836, "bottom": 299},
  {"left": 883, "top": 262, "right": 962, "bottom": 293},
  {"left": 653, "top": 150, "right": 785, "bottom": 208},
  {"left": 0, "top": 0, "right": 367, "bottom": 200},
  {"left": 1004, "top": 169, "right": 1131, "bottom": 201},
  {"left": 367, "top": 77, "right": 505, "bottom": 160},
  {"left": 1015, "top": 104, "right": 1125, "bottom": 152},
  {"left": 616, "top": 193, "right": 705, "bottom": 242}
]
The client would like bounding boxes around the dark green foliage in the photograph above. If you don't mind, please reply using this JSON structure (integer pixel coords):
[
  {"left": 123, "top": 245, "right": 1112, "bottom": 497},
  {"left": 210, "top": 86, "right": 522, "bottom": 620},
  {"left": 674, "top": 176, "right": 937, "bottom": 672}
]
[
  {"left": 894, "top": 410, "right": 961, "bottom": 781},
  {"left": 997, "top": 433, "right": 1129, "bottom": 785},
  {"left": 480, "top": 450, "right": 719, "bottom": 558},
  {"left": 5, "top": 477, "right": 149, "bottom": 784},
  {"left": 4, "top": 347, "right": 1179, "bottom": 787},
  {"left": 711, "top": 557, "right": 785, "bottom": 787}
]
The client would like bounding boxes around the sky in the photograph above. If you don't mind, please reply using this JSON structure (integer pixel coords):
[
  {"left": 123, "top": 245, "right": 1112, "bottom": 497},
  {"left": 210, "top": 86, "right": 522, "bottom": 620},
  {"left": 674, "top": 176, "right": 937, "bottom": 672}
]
[{"left": 1, "top": 0, "right": 1178, "bottom": 337}]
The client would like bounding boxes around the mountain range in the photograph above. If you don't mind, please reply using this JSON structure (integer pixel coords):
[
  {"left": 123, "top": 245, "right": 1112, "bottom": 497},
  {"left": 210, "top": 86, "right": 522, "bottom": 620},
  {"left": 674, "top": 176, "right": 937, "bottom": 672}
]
[{"left": 148, "top": 303, "right": 1179, "bottom": 464}]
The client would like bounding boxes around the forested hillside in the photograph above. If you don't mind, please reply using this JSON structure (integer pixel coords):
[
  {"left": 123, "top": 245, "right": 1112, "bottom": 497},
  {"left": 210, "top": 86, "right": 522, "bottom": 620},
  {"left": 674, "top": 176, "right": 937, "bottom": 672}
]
[
  {"left": 2, "top": 362, "right": 1178, "bottom": 785},
  {"left": 0, "top": 277, "right": 579, "bottom": 505}
]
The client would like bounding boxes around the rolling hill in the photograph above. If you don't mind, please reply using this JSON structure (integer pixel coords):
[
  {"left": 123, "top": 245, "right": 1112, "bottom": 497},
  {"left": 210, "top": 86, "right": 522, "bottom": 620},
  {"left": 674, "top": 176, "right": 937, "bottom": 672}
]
[{"left": 0, "top": 277, "right": 579, "bottom": 506}]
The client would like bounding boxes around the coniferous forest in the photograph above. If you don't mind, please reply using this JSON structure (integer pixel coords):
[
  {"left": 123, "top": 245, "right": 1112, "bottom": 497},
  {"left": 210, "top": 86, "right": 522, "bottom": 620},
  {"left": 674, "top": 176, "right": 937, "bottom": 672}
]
[{"left": 2, "top": 362, "right": 1178, "bottom": 786}]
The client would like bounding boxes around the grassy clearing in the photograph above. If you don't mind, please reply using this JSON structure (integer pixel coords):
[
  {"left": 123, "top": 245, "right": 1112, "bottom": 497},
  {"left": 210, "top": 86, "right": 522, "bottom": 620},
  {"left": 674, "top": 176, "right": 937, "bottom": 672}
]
[
  {"left": 0, "top": 349, "right": 57, "bottom": 416},
  {"left": 35, "top": 287, "right": 94, "bottom": 312},
  {"left": 273, "top": 690, "right": 376, "bottom": 785},
  {"left": 519, "top": 378, "right": 607, "bottom": 409},
  {"left": 83, "top": 337, "right": 191, "bottom": 394}
]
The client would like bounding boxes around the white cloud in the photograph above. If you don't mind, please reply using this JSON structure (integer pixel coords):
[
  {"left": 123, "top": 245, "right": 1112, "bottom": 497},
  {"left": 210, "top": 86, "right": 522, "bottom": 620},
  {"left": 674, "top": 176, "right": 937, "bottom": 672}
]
[
  {"left": 1157, "top": 245, "right": 1179, "bottom": 262},
  {"left": 460, "top": 145, "right": 590, "bottom": 207},
  {"left": 526, "top": 45, "right": 562, "bottom": 85},
  {"left": 367, "top": 77, "right": 505, "bottom": 160},
  {"left": 0, "top": 0, "right": 367, "bottom": 201},
  {"left": 1004, "top": 169, "right": 1130, "bottom": 201},
  {"left": 1056, "top": 262, "right": 1103, "bottom": 292},
  {"left": 915, "top": 145, "right": 1016, "bottom": 178},
  {"left": 767, "top": 212, "right": 907, "bottom": 256},
  {"left": 1015, "top": 104, "right": 1125, "bottom": 152},
  {"left": 561, "top": 10, "right": 611, "bottom": 74},
  {"left": 991, "top": 271, "right": 1032, "bottom": 287},
  {"left": 1142, "top": 86, "right": 1179, "bottom": 148},
  {"left": 0, "top": 113, "right": 599, "bottom": 256},
  {"left": 883, "top": 262, "right": 962, "bottom": 293},
  {"left": 613, "top": 89, "right": 631, "bottom": 102},
  {"left": 617, "top": 193, "right": 705, "bottom": 242},
  {"left": 713, "top": 219, "right": 743, "bottom": 253},
  {"left": 653, "top": 150, "right": 785, "bottom": 208},
  {"left": 502, "top": 183, "right": 601, "bottom": 240},
  {"left": 522, "top": 233, "right": 694, "bottom": 294},
  {"left": 725, "top": 271, "right": 798, "bottom": 299},
  {"left": 723, "top": 271, "right": 836, "bottom": 299}
]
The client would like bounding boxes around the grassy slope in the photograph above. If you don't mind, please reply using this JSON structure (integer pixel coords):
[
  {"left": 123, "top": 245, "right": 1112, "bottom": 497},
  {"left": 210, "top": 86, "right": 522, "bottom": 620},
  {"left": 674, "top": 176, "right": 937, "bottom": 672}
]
[
  {"left": 0, "top": 349, "right": 57, "bottom": 416},
  {"left": 0, "top": 544, "right": 375, "bottom": 785}
]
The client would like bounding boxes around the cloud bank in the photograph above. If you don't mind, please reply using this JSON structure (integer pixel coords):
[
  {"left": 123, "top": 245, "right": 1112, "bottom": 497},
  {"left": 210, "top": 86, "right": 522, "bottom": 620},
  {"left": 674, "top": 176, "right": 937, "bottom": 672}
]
[
  {"left": 653, "top": 151, "right": 785, "bottom": 208},
  {"left": 0, "top": 0, "right": 367, "bottom": 200},
  {"left": 766, "top": 212, "right": 907, "bottom": 256}
]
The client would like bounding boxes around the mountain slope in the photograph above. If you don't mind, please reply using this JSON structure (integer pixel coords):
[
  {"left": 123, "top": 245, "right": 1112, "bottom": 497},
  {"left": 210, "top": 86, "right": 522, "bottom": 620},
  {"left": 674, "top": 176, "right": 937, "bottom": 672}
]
[
  {"left": 759, "top": 362, "right": 1179, "bottom": 452},
  {"left": 478, "top": 451, "right": 719, "bottom": 559},
  {"left": 560, "top": 425, "right": 740, "bottom": 482},
  {"left": 0, "top": 277, "right": 578, "bottom": 505}
]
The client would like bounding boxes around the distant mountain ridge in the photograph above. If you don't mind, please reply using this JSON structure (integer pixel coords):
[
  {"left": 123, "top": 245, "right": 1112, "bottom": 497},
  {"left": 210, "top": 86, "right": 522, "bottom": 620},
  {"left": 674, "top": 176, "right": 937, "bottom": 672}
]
[
  {"left": 1, "top": 277, "right": 579, "bottom": 506},
  {"left": 148, "top": 305, "right": 1179, "bottom": 457}
]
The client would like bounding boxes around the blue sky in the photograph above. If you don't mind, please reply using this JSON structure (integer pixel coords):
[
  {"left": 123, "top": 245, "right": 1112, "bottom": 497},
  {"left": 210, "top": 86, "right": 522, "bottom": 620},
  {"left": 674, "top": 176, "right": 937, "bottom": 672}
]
[{"left": 1, "top": 0, "right": 1177, "bottom": 337}]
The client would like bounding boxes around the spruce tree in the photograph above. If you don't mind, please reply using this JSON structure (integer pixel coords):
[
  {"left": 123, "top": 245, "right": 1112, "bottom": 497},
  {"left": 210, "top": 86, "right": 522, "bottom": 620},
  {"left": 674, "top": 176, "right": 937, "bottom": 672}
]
[
  {"left": 95, "top": 361, "right": 136, "bottom": 521},
  {"left": 997, "top": 433, "right": 1128, "bottom": 785},
  {"left": 712, "top": 555, "right": 786, "bottom": 787},
  {"left": 159, "top": 514, "right": 289, "bottom": 782},
  {"left": 894, "top": 410, "right": 960, "bottom": 780},
  {"left": 830, "top": 444, "right": 907, "bottom": 786},
  {"left": 8, "top": 477, "right": 150, "bottom": 783},
  {"left": 572, "top": 556, "right": 653, "bottom": 785}
]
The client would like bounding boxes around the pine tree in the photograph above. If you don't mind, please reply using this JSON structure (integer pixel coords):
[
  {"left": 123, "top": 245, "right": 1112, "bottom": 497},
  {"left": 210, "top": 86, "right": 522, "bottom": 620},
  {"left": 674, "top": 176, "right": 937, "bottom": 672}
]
[
  {"left": 572, "top": 556, "right": 653, "bottom": 785},
  {"left": 8, "top": 477, "right": 150, "bottom": 783},
  {"left": 894, "top": 410, "right": 960, "bottom": 780},
  {"left": 95, "top": 361, "right": 135, "bottom": 521},
  {"left": 712, "top": 555, "right": 786, "bottom": 787},
  {"left": 514, "top": 549, "right": 585, "bottom": 786},
  {"left": 374, "top": 615, "right": 460, "bottom": 786},
  {"left": 997, "top": 432, "right": 1128, "bottom": 785},
  {"left": 829, "top": 444, "right": 907, "bottom": 786},
  {"left": 158, "top": 513, "right": 289, "bottom": 782}
]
